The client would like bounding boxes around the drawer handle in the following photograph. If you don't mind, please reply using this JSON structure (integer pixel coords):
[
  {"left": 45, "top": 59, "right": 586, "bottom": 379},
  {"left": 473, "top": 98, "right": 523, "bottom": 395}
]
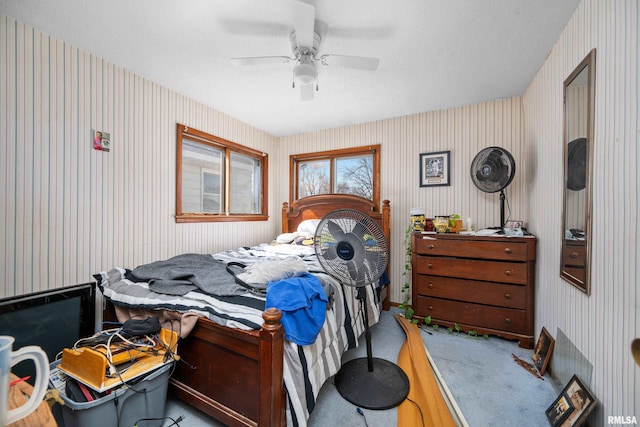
[
  {"left": 428, "top": 263, "right": 433, "bottom": 269},
  {"left": 504, "top": 317, "right": 512, "bottom": 323},
  {"left": 504, "top": 293, "right": 511, "bottom": 299},
  {"left": 428, "top": 305, "right": 434, "bottom": 311},
  {"left": 504, "top": 270, "right": 513, "bottom": 276},
  {"left": 428, "top": 283, "right": 434, "bottom": 289},
  {"left": 569, "top": 252, "right": 579, "bottom": 259},
  {"left": 428, "top": 244, "right": 435, "bottom": 249},
  {"left": 504, "top": 247, "right": 512, "bottom": 254}
]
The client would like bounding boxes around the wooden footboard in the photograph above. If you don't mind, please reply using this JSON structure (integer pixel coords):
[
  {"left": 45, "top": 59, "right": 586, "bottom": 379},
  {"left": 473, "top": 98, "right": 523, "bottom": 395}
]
[{"left": 170, "top": 309, "right": 284, "bottom": 427}]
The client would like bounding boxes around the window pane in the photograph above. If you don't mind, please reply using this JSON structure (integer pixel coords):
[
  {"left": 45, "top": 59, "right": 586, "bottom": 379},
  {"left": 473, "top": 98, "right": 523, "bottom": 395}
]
[
  {"left": 202, "top": 194, "right": 220, "bottom": 212},
  {"left": 202, "top": 170, "right": 221, "bottom": 213},
  {"left": 182, "top": 139, "right": 223, "bottom": 213},
  {"left": 298, "top": 160, "right": 330, "bottom": 198},
  {"left": 203, "top": 171, "right": 220, "bottom": 194},
  {"left": 230, "top": 152, "right": 261, "bottom": 214},
  {"left": 335, "top": 154, "right": 373, "bottom": 199}
]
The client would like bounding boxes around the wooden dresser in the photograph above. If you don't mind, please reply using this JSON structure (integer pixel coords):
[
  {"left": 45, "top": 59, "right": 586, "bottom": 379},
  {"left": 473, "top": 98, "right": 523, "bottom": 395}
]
[{"left": 411, "top": 232, "right": 536, "bottom": 348}]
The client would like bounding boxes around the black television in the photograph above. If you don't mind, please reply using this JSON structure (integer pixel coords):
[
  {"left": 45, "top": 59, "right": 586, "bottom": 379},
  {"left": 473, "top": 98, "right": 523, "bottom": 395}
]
[{"left": 0, "top": 282, "right": 96, "bottom": 380}]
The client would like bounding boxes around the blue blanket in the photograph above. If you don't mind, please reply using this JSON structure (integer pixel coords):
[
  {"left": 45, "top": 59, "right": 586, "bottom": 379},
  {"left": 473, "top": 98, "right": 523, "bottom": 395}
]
[{"left": 266, "top": 273, "right": 328, "bottom": 345}]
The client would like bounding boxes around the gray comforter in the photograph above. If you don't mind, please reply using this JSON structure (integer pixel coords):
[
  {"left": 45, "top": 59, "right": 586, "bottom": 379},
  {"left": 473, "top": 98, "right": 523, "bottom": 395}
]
[{"left": 132, "top": 253, "right": 245, "bottom": 296}]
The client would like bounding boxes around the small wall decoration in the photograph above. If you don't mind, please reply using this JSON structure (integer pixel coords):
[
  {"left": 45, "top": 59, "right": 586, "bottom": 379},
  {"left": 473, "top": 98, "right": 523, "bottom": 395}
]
[
  {"left": 532, "top": 327, "right": 555, "bottom": 375},
  {"left": 546, "top": 375, "right": 596, "bottom": 427},
  {"left": 419, "top": 150, "right": 450, "bottom": 187},
  {"left": 92, "top": 130, "right": 111, "bottom": 152}
]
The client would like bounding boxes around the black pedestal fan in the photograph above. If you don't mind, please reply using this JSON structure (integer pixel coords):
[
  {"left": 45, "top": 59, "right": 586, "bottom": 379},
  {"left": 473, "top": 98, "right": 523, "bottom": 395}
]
[
  {"left": 470, "top": 147, "right": 516, "bottom": 228},
  {"left": 314, "top": 209, "right": 409, "bottom": 409}
]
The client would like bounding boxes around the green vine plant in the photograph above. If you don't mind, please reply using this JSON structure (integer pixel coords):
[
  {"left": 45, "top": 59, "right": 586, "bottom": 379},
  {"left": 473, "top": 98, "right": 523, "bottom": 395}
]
[
  {"left": 397, "top": 222, "right": 489, "bottom": 339},
  {"left": 397, "top": 224, "right": 416, "bottom": 322},
  {"left": 420, "top": 316, "right": 489, "bottom": 340}
]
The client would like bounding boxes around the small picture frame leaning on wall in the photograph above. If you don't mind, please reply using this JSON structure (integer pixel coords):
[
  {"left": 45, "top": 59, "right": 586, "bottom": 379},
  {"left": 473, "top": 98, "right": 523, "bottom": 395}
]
[
  {"left": 419, "top": 150, "right": 450, "bottom": 187},
  {"left": 532, "top": 327, "right": 555, "bottom": 375},
  {"left": 545, "top": 392, "right": 574, "bottom": 427},
  {"left": 546, "top": 375, "right": 596, "bottom": 427}
]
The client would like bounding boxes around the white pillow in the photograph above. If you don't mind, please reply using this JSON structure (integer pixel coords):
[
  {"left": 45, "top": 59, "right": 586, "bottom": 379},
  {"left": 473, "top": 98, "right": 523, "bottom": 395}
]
[
  {"left": 275, "top": 232, "right": 297, "bottom": 244},
  {"left": 297, "top": 219, "right": 320, "bottom": 235}
]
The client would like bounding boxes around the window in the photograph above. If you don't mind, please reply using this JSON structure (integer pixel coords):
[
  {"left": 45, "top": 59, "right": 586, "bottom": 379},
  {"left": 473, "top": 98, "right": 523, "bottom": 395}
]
[
  {"left": 176, "top": 124, "right": 268, "bottom": 223},
  {"left": 290, "top": 145, "right": 380, "bottom": 206}
]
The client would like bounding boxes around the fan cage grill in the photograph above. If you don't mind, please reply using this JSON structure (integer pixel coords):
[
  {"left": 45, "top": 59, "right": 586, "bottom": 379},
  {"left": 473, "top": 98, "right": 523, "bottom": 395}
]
[
  {"left": 314, "top": 209, "right": 388, "bottom": 288},
  {"left": 470, "top": 146, "right": 516, "bottom": 194}
]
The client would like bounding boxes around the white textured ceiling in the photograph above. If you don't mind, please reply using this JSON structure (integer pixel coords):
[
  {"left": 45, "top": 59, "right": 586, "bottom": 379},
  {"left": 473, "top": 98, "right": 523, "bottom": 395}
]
[{"left": 1, "top": 0, "right": 580, "bottom": 136}]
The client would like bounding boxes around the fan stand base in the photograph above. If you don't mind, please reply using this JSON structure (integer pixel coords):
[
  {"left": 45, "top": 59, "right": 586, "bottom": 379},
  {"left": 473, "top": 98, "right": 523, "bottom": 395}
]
[{"left": 334, "top": 357, "right": 410, "bottom": 410}]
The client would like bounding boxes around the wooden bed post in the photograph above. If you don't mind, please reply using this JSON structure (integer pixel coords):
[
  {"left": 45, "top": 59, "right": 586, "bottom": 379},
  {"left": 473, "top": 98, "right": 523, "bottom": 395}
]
[
  {"left": 259, "top": 308, "right": 284, "bottom": 426},
  {"left": 282, "top": 202, "right": 289, "bottom": 233},
  {"left": 382, "top": 199, "right": 391, "bottom": 241}
]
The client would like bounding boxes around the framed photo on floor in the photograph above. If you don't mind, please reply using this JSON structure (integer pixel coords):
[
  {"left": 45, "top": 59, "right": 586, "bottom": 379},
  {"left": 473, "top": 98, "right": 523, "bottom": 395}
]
[
  {"left": 546, "top": 375, "right": 596, "bottom": 426},
  {"left": 419, "top": 150, "right": 450, "bottom": 187},
  {"left": 532, "top": 327, "right": 555, "bottom": 375},
  {"left": 546, "top": 392, "right": 574, "bottom": 426}
]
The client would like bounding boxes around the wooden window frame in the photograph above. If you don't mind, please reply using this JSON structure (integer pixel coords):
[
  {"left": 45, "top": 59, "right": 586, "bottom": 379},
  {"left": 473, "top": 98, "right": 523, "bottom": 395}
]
[
  {"left": 289, "top": 145, "right": 380, "bottom": 208},
  {"left": 176, "top": 124, "right": 268, "bottom": 223}
]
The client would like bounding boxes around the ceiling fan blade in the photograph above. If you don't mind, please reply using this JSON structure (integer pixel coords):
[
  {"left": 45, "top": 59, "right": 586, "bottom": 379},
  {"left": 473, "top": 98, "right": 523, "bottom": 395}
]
[
  {"left": 292, "top": 1, "right": 315, "bottom": 47},
  {"left": 230, "top": 56, "right": 293, "bottom": 66},
  {"left": 300, "top": 83, "right": 314, "bottom": 101},
  {"left": 320, "top": 54, "right": 379, "bottom": 71}
]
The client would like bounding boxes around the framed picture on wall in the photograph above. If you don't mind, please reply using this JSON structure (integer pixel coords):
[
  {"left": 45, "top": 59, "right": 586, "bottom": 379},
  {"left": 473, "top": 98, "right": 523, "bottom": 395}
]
[
  {"left": 419, "top": 150, "right": 450, "bottom": 187},
  {"left": 532, "top": 327, "right": 555, "bottom": 375}
]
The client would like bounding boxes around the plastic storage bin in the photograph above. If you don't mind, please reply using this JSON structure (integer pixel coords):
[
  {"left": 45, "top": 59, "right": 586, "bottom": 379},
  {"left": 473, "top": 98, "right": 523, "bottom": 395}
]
[{"left": 50, "top": 360, "right": 173, "bottom": 427}]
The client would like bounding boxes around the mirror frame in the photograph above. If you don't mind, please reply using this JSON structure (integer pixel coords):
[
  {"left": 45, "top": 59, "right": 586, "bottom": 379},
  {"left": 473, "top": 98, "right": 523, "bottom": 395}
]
[{"left": 560, "top": 49, "right": 596, "bottom": 294}]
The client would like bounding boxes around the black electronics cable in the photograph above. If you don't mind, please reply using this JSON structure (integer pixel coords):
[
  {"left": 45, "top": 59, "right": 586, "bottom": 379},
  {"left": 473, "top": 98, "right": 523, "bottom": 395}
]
[{"left": 134, "top": 415, "right": 184, "bottom": 427}]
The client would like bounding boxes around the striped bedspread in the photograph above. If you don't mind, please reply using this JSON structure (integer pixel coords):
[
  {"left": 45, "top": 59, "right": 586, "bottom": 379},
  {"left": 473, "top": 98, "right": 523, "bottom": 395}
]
[{"left": 96, "top": 244, "right": 380, "bottom": 426}]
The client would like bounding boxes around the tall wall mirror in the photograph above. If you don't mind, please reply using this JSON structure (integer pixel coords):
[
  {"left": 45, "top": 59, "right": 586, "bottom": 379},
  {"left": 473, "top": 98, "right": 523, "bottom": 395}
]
[{"left": 561, "top": 49, "right": 596, "bottom": 294}]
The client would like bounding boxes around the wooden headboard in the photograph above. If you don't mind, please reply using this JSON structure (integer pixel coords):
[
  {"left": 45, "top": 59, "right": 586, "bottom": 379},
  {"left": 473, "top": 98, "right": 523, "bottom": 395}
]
[{"left": 282, "top": 194, "right": 390, "bottom": 239}]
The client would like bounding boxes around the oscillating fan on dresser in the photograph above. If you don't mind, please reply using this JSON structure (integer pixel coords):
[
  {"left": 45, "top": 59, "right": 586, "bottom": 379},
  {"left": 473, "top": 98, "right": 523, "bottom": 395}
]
[
  {"left": 313, "top": 209, "right": 409, "bottom": 409},
  {"left": 470, "top": 146, "right": 516, "bottom": 228}
]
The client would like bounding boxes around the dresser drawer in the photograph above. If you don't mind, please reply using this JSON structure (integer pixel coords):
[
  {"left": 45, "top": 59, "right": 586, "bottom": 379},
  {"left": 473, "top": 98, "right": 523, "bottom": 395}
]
[
  {"left": 414, "top": 237, "right": 529, "bottom": 261},
  {"left": 414, "top": 275, "right": 525, "bottom": 309},
  {"left": 414, "top": 296, "right": 526, "bottom": 334},
  {"left": 415, "top": 256, "right": 528, "bottom": 284}
]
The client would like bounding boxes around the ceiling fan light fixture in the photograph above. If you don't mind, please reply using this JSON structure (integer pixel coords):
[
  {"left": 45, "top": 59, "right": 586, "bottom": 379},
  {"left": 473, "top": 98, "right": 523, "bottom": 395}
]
[{"left": 294, "top": 61, "right": 317, "bottom": 85}]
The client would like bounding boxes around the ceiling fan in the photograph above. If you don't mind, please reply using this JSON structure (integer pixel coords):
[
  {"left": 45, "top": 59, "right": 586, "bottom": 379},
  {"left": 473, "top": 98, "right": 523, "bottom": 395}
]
[{"left": 229, "top": 2, "right": 380, "bottom": 101}]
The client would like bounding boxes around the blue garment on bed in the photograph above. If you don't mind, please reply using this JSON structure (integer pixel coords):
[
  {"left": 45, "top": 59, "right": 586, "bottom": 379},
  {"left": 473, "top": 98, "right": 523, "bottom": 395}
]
[{"left": 265, "top": 273, "right": 328, "bottom": 346}]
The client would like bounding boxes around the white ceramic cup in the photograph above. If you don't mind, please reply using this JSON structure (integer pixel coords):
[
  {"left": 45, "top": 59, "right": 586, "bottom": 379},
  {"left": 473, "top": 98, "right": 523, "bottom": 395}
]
[{"left": 0, "top": 336, "right": 50, "bottom": 426}]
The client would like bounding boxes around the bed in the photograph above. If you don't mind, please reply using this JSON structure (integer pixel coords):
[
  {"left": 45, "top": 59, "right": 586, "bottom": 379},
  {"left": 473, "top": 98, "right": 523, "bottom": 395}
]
[{"left": 99, "top": 194, "right": 391, "bottom": 427}]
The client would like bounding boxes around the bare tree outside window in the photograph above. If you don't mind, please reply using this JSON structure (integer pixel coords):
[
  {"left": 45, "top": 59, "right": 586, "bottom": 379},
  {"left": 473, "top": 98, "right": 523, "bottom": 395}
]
[
  {"left": 336, "top": 156, "right": 373, "bottom": 199},
  {"left": 298, "top": 160, "right": 330, "bottom": 198}
]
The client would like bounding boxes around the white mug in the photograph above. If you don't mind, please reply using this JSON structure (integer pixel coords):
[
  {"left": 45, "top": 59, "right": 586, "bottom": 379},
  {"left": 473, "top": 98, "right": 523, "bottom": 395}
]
[{"left": 0, "top": 336, "right": 50, "bottom": 426}]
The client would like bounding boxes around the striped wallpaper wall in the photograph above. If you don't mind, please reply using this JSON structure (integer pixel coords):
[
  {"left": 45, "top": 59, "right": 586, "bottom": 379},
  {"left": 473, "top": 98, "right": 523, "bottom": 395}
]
[
  {"left": 0, "top": 15, "right": 280, "bottom": 297},
  {"left": 523, "top": 0, "right": 638, "bottom": 423}
]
